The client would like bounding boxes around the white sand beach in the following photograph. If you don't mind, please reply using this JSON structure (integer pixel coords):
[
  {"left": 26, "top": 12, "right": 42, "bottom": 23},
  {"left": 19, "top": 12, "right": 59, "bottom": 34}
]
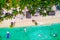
[{"left": 0, "top": 10, "right": 60, "bottom": 28}]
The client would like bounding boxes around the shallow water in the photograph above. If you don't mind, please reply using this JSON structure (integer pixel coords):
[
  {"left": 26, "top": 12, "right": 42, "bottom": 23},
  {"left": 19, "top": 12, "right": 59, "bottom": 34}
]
[{"left": 0, "top": 23, "right": 60, "bottom": 40}]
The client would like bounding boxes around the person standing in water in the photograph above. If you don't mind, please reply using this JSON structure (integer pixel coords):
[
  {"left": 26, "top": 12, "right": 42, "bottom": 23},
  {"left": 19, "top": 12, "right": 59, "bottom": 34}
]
[{"left": 6, "top": 31, "right": 10, "bottom": 39}]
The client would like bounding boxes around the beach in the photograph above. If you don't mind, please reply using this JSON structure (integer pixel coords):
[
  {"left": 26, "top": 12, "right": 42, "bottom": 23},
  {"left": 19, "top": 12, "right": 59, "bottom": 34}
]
[{"left": 0, "top": 10, "right": 60, "bottom": 28}]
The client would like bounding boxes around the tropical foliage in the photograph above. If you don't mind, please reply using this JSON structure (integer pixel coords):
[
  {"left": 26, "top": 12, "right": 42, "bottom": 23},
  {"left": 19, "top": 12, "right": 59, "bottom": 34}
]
[{"left": 0, "top": 0, "right": 60, "bottom": 22}]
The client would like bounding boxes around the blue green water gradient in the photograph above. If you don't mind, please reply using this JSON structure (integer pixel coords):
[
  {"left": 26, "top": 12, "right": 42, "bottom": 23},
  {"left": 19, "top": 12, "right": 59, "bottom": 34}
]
[{"left": 0, "top": 23, "right": 60, "bottom": 40}]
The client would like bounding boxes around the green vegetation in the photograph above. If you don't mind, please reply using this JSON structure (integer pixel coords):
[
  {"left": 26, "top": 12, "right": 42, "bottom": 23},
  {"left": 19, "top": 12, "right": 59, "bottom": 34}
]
[
  {"left": 0, "top": 0, "right": 60, "bottom": 22},
  {"left": 0, "top": 17, "right": 3, "bottom": 22},
  {"left": 13, "top": 10, "right": 18, "bottom": 16}
]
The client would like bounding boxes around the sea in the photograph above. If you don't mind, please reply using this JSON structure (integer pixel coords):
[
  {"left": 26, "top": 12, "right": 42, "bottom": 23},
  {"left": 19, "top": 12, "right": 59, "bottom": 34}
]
[{"left": 0, "top": 23, "right": 60, "bottom": 40}]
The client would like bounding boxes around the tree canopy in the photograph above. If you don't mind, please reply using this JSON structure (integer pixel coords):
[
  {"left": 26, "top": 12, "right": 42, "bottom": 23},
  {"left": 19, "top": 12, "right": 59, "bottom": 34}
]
[{"left": 0, "top": 0, "right": 60, "bottom": 22}]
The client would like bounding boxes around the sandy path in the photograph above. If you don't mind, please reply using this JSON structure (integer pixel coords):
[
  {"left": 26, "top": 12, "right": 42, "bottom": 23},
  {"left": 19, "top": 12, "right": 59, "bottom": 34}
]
[{"left": 0, "top": 11, "right": 60, "bottom": 28}]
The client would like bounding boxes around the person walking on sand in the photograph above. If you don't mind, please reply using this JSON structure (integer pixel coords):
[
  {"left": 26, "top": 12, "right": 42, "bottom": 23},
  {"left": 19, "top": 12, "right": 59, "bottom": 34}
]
[{"left": 10, "top": 19, "right": 15, "bottom": 27}]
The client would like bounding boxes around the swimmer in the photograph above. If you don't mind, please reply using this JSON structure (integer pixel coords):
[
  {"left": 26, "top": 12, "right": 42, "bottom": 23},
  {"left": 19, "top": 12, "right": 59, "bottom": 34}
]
[
  {"left": 6, "top": 31, "right": 10, "bottom": 39},
  {"left": 53, "top": 33, "right": 57, "bottom": 37},
  {"left": 38, "top": 34, "right": 42, "bottom": 37},
  {"left": 24, "top": 28, "right": 26, "bottom": 32}
]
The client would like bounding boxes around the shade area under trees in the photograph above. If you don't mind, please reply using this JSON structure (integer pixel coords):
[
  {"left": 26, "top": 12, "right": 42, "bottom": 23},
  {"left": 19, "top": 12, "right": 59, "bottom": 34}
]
[{"left": 0, "top": 0, "right": 60, "bottom": 22}]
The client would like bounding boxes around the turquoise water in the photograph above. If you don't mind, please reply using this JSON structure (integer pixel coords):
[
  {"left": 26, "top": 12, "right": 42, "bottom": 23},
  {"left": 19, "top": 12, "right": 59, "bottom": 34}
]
[{"left": 0, "top": 23, "right": 60, "bottom": 40}]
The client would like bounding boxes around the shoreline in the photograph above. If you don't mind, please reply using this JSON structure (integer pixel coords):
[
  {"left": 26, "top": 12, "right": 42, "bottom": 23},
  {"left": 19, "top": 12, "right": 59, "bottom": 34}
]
[
  {"left": 0, "top": 15, "right": 60, "bottom": 28},
  {"left": 0, "top": 22, "right": 60, "bottom": 28},
  {"left": 0, "top": 10, "right": 60, "bottom": 28}
]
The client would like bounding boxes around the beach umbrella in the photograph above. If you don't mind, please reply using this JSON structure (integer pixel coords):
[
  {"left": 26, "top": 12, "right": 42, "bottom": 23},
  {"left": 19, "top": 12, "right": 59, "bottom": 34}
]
[{"left": 26, "top": 11, "right": 31, "bottom": 18}]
